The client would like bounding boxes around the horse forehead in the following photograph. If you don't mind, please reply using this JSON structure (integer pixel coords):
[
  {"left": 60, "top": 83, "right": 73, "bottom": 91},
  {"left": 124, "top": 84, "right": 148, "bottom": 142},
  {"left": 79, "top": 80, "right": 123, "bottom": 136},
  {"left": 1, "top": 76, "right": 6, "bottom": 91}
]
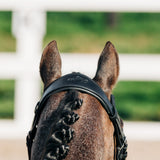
[
  {"left": 45, "top": 90, "right": 80, "bottom": 112},
  {"left": 40, "top": 92, "right": 66, "bottom": 119},
  {"left": 43, "top": 90, "right": 109, "bottom": 120}
]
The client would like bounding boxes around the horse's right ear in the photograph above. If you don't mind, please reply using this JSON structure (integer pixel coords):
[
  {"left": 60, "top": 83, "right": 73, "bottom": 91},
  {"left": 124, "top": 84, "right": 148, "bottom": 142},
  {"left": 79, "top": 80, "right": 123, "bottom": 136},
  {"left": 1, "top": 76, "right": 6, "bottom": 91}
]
[{"left": 40, "top": 40, "right": 61, "bottom": 89}]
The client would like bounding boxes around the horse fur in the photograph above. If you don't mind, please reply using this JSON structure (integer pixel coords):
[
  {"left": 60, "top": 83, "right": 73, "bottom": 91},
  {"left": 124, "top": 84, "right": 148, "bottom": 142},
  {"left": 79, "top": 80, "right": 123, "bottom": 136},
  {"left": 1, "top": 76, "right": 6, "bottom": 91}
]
[{"left": 31, "top": 40, "right": 120, "bottom": 160}]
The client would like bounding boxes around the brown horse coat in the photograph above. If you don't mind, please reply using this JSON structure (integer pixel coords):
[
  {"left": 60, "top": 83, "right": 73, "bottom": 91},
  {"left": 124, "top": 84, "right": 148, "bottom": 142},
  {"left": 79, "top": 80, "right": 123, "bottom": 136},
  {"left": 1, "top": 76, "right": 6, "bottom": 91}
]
[{"left": 31, "top": 40, "right": 120, "bottom": 160}]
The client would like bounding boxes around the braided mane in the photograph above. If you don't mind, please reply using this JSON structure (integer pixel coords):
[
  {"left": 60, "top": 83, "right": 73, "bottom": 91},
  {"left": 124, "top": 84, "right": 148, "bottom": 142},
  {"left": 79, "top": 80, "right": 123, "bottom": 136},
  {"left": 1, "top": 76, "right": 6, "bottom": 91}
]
[{"left": 36, "top": 90, "right": 83, "bottom": 160}]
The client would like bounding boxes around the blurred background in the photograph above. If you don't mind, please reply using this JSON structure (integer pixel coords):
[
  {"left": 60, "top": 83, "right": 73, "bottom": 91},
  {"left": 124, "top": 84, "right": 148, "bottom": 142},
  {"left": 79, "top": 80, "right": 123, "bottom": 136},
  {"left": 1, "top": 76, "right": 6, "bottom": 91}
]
[
  {"left": 0, "top": 0, "right": 160, "bottom": 160},
  {"left": 1, "top": 12, "right": 160, "bottom": 121}
]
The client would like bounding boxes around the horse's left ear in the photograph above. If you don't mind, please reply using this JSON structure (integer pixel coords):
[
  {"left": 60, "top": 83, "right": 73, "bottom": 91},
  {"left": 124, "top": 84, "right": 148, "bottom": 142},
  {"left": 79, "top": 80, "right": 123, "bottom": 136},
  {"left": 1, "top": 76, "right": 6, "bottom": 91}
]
[
  {"left": 93, "top": 41, "right": 119, "bottom": 95},
  {"left": 40, "top": 40, "right": 62, "bottom": 89}
]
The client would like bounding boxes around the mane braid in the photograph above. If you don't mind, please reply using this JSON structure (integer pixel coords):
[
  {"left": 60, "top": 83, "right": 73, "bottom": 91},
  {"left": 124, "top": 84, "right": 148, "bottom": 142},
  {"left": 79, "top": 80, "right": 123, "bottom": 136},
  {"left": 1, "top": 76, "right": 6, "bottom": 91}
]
[{"left": 43, "top": 90, "right": 83, "bottom": 160}]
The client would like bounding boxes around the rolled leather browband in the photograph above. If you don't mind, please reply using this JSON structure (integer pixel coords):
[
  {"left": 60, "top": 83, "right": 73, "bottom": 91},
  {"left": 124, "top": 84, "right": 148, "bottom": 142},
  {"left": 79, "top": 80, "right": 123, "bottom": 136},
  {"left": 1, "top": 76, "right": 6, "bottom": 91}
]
[{"left": 26, "top": 72, "right": 127, "bottom": 160}]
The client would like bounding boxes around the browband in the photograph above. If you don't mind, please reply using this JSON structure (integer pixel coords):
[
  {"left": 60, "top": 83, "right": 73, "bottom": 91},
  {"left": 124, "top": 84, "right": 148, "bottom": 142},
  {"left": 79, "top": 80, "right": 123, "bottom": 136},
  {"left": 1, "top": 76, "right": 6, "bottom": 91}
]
[{"left": 26, "top": 72, "right": 127, "bottom": 160}]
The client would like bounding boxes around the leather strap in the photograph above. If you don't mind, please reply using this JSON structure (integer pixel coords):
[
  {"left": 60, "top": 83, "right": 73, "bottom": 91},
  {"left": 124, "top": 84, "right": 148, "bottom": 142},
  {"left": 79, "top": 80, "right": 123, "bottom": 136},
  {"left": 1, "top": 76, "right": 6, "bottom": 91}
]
[{"left": 26, "top": 72, "right": 127, "bottom": 160}]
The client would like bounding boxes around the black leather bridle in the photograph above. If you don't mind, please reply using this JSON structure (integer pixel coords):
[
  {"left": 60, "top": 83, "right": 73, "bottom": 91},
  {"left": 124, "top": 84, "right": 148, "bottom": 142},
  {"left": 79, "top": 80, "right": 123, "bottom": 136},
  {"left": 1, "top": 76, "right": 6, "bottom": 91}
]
[{"left": 26, "top": 72, "right": 127, "bottom": 160}]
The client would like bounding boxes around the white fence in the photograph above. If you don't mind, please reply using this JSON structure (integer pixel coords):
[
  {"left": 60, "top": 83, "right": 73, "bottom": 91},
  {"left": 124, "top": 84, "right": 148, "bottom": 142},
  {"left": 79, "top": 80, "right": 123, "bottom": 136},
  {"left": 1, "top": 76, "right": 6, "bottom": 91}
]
[{"left": 0, "top": 0, "right": 160, "bottom": 140}]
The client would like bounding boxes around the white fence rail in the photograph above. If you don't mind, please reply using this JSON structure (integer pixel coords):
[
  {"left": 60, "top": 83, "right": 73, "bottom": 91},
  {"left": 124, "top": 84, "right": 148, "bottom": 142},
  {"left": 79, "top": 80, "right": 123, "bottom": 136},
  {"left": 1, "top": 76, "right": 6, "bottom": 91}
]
[
  {"left": 1, "top": 0, "right": 160, "bottom": 12},
  {"left": 0, "top": 0, "right": 160, "bottom": 140}
]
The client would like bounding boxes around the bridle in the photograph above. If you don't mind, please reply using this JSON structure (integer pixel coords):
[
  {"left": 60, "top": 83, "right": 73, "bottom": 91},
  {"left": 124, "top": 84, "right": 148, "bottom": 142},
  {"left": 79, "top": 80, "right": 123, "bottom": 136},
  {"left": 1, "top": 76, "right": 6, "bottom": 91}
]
[{"left": 26, "top": 72, "right": 127, "bottom": 160}]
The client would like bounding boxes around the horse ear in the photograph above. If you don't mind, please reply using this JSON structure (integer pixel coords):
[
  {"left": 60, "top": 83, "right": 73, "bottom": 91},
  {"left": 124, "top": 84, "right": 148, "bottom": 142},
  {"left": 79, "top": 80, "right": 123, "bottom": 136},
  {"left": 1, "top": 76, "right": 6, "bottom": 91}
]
[
  {"left": 93, "top": 41, "right": 119, "bottom": 94},
  {"left": 40, "top": 40, "right": 61, "bottom": 89}
]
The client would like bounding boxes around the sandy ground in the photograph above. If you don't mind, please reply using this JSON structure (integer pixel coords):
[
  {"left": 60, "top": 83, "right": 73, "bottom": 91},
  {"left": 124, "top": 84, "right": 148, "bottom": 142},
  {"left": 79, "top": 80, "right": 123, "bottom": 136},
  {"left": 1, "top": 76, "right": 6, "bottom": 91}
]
[{"left": 0, "top": 139, "right": 160, "bottom": 160}]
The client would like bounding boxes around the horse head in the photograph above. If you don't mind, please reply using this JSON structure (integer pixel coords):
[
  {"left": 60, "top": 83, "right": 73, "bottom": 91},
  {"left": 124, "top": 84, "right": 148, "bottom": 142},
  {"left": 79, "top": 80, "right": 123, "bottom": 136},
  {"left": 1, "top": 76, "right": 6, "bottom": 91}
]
[{"left": 28, "top": 40, "right": 127, "bottom": 160}]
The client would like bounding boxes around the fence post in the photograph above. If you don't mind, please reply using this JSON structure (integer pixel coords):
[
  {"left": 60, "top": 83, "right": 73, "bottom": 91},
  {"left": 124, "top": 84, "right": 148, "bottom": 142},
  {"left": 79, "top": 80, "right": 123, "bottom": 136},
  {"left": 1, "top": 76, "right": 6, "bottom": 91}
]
[{"left": 12, "top": 10, "right": 46, "bottom": 130}]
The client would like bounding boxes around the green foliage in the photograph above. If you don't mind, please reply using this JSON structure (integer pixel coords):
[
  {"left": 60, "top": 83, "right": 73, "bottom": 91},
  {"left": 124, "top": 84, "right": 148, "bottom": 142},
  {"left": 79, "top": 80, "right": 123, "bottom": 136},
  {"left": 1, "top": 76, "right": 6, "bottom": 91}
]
[
  {"left": 115, "top": 13, "right": 160, "bottom": 34},
  {"left": 113, "top": 81, "right": 160, "bottom": 121},
  {"left": 44, "top": 12, "right": 160, "bottom": 53},
  {"left": 0, "top": 80, "right": 14, "bottom": 119},
  {"left": 0, "top": 11, "right": 16, "bottom": 52},
  {"left": 0, "top": 11, "right": 160, "bottom": 53},
  {"left": 0, "top": 11, "right": 11, "bottom": 33}
]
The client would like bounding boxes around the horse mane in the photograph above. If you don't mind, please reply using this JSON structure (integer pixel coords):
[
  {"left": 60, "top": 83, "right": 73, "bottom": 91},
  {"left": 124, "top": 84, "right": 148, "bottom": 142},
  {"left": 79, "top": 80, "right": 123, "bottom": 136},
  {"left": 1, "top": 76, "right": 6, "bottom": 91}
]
[{"left": 31, "top": 90, "right": 83, "bottom": 160}]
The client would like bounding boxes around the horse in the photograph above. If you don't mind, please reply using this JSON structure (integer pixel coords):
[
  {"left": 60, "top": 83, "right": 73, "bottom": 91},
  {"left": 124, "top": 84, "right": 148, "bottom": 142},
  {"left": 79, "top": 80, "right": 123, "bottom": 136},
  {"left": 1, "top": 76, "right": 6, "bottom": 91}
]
[{"left": 26, "top": 40, "right": 127, "bottom": 160}]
